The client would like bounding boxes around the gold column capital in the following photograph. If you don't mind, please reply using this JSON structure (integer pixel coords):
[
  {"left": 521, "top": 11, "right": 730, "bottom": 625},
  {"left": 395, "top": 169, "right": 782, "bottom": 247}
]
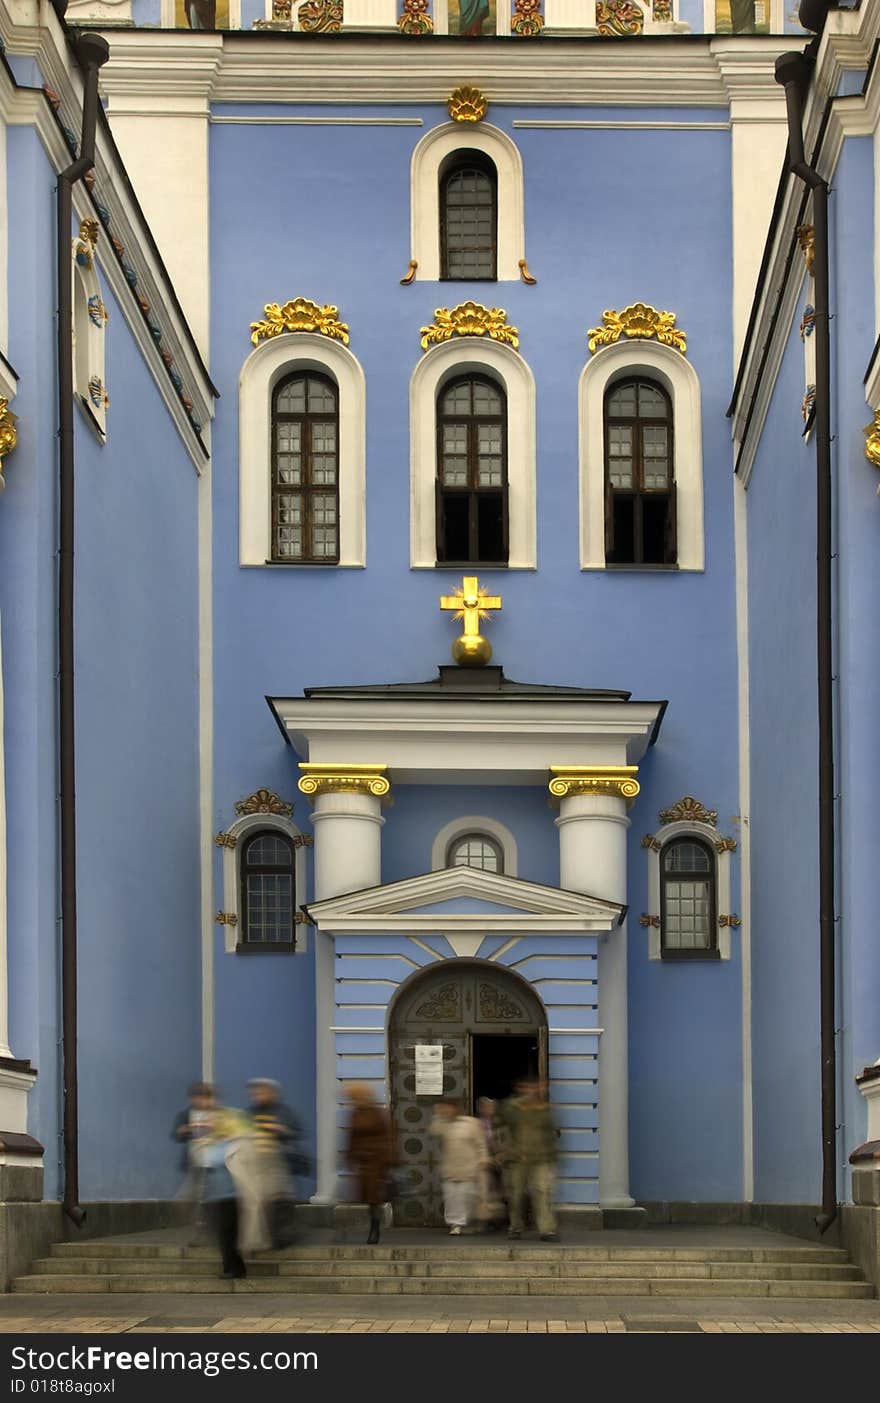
[
  {"left": 298, "top": 763, "right": 391, "bottom": 802},
  {"left": 548, "top": 766, "right": 640, "bottom": 807}
]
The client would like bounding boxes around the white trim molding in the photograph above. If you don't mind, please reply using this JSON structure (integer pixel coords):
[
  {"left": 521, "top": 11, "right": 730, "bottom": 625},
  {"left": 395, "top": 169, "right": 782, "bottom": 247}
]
[
  {"left": 410, "top": 337, "right": 536, "bottom": 570},
  {"left": 645, "top": 816, "right": 735, "bottom": 961},
  {"left": 410, "top": 122, "right": 525, "bottom": 283},
  {"left": 72, "top": 238, "right": 109, "bottom": 442},
  {"left": 239, "top": 333, "right": 366, "bottom": 568},
  {"left": 219, "top": 811, "right": 309, "bottom": 955},
  {"left": 578, "top": 339, "right": 704, "bottom": 572},
  {"left": 430, "top": 814, "right": 519, "bottom": 877}
]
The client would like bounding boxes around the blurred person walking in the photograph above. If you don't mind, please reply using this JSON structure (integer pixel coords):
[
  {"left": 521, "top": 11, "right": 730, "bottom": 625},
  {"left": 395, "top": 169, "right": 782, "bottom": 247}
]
[
  {"left": 170, "top": 1082, "right": 215, "bottom": 1242},
  {"left": 194, "top": 1108, "right": 271, "bottom": 1278},
  {"left": 497, "top": 1078, "right": 560, "bottom": 1241},
  {"left": 247, "top": 1077, "right": 307, "bottom": 1247},
  {"left": 475, "top": 1096, "right": 506, "bottom": 1230},
  {"left": 344, "top": 1083, "right": 396, "bottom": 1244},
  {"left": 429, "top": 1099, "right": 488, "bottom": 1235}
]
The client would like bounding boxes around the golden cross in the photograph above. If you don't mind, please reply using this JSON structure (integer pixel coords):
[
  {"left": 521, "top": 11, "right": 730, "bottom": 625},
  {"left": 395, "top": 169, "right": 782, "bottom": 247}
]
[{"left": 439, "top": 577, "right": 502, "bottom": 637}]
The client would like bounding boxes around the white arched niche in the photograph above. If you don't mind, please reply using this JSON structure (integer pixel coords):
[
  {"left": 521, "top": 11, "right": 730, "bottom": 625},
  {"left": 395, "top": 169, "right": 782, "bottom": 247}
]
[
  {"left": 239, "top": 332, "right": 366, "bottom": 568},
  {"left": 410, "top": 337, "right": 536, "bottom": 570},
  {"left": 431, "top": 814, "right": 519, "bottom": 877},
  {"left": 410, "top": 122, "right": 525, "bottom": 283},
  {"left": 579, "top": 339, "right": 704, "bottom": 572}
]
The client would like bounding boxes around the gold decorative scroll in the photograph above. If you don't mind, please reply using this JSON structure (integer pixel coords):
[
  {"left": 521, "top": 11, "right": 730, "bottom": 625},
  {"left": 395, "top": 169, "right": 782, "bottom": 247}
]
[
  {"left": 797, "top": 224, "right": 815, "bottom": 276},
  {"left": 658, "top": 795, "right": 717, "bottom": 826},
  {"left": 448, "top": 86, "right": 487, "bottom": 122},
  {"left": 639, "top": 914, "right": 660, "bottom": 928},
  {"left": 298, "top": 764, "right": 391, "bottom": 801},
  {"left": 421, "top": 302, "right": 519, "bottom": 352},
  {"left": 0, "top": 398, "right": 19, "bottom": 469},
  {"left": 640, "top": 834, "right": 661, "bottom": 852},
  {"left": 518, "top": 258, "right": 537, "bottom": 285},
  {"left": 718, "top": 914, "right": 741, "bottom": 928},
  {"left": 215, "top": 911, "right": 238, "bottom": 926},
  {"left": 250, "top": 298, "right": 350, "bottom": 346},
  {"left": 715, "top": 835, "right": 738, "bottom": 854},
  {"left": 75, "top": 217, "right": 100, "bottom": 269},
  {"left": 214, "top": 831, "right": 237, "bottom": 849},
  {"left": 864, "top": 410, "right": 880, "bottom": 469},
  {"left": 548, "top": 766, "right": 640, "bottom": 805},
  {"left": 234, "top": 788, "right": 294, "bottom": 818},
  {"left": 587, "top": 303, "right": 686, "bottom": 355}
]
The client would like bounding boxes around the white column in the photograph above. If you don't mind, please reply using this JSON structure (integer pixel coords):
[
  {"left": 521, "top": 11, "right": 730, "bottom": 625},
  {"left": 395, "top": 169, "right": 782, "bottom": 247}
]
[
  {"left": 554, "top": 782, "right": 633, "bottom": 1209},
  {"left": 303, "top": 778, "right": 386, "bottom": 1203}
]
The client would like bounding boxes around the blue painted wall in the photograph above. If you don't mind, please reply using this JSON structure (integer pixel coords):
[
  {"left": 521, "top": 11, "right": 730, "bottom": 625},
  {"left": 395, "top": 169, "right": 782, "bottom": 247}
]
[
  {"left": 829, "top": 136, "right": 880, "bottom": 1183},
  {"left": 208, "top": 103, "right": 741, "bottom": 1201},
  {"left": 1, "top": 127, "right": 202, "bottom": 1200},
  {"left": 746, "top": 295, "right": 820, "bottom": 1202}
]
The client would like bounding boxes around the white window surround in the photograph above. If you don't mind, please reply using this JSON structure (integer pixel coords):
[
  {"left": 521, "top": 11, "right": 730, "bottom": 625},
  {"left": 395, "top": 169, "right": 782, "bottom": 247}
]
[
  {"left": 431, "top": 815, "right": 519, "bottom": 878},
  {"left": 411, "top": 338, "right": 536, "bottom": 569},
  {"left": 220, "top": 811, "right": 309, "bottom": 954},
  {"left": 645, "top": 818, "right": 734, "bottom": 961},
  {"left": 578, "top": 338, "right": 704, "bottom": 572},
  {"left": 239, "top": 334, "right": 366, "bottom": 568},
  {"left": 72, "top": 243, "right": 108, "bottom": 442},
  {"left": 410, "top": 122, "right": 525, "bottom": 283}
]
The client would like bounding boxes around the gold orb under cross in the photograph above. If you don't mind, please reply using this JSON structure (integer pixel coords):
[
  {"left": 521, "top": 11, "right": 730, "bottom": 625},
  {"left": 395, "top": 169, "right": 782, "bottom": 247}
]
[{"left": 440, "top": 577, "right": 502, "bottom": 668}]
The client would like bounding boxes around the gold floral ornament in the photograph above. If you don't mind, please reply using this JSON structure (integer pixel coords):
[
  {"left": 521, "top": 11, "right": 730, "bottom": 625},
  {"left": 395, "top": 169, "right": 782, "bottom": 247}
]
[
  {"left": 863, "top": 410, "right": 880, "bottom": 470},
  {"left": 587, "top": 303, "right": 686, "bottom": 356},
  {"left": 74, "top": 218, "right": 100, "bottom": 270},
  {"left": 398, "top": 0, "right": 433, "bottom": 32},
  {"left": 421, "top": 302, "right": 518, "bottom": 352},
  {"left": 0, "top": 398, "right": 19, "bottom": 490},
  {"left": 596, "top": 0, "right": 644, "bottom": 35},
  {"left": 797, "top": 224, "right": 815, "bottom": 277},
  {"left": 448, "top": 86, "right": 488, "bottom": 123},
  {"left": 250, "top": 298, "right": 350, "bottom": 347},
  {"left": 234, "top": 788, "right": 294, "bottom": 818},
  {"left": 298, "top": 0, "right": 343, "bottom": 29},
  {"left": 511, "top": 0, "right": 544, "bottom": 35},
  {"left": 658, "top": 796, "right": 717, "bottom": 826}
]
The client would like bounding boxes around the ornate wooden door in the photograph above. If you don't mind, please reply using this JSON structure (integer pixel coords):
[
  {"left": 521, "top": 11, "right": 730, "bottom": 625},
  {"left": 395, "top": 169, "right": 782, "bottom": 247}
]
[{"left": 389, "top": 961, "right": 545, "bottom": 1227}]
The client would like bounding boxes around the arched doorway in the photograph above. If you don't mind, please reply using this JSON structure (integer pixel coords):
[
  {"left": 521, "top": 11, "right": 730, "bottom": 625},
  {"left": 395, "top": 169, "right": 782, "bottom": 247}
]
[{"left": 389, "top": 960, "right": 547, "bottom": 1227}]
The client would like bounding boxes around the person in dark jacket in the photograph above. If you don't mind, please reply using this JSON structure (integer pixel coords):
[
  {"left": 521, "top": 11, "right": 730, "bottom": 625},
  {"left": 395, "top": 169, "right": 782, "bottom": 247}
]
[
  {"left": 344, "top": 1083, "right": 396, "bottom": 1244},
  {"left": 247, "top": 1078, "right": 305, "bottom": 1247},
  {"left": 171, "top": 1082, "right": 215, "bottom": 1173}
]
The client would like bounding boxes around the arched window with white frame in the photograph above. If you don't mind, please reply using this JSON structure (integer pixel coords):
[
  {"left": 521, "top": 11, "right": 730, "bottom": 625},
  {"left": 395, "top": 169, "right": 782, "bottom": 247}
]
[
  {"left": 410, "top": 123, "right": 525, "bottom": 283},
  {"left": 579, "top": 340, "right": 704, "bottom": 572},
  {"left": 411, "top": 340, "right": 535, "bottom": 569},
  {"left": 431, "top": 816, "right": 518, "bottom": 877},
  {"left": 219, "top": 811, "right": 310, "bottom": 954},
  {"left": 447, "top": 831, "right": 504, "bottom": 874},
  {"left": 643, "top": 805, "right": 736, "bottom": 961},
  {"left": 239, "top": 333, "right": 366, "bottom": 568}
]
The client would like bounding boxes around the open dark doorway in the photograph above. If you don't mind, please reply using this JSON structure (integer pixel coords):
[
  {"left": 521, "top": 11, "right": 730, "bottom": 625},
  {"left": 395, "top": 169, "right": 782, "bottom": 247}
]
[{"left": 471, "top": 1034, "right": 539, "bottom": 1110}]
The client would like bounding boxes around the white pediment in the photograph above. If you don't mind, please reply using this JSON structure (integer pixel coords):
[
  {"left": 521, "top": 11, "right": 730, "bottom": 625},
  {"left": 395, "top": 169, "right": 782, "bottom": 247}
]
[{"left": 304, "top": 866, "right": 624, "bottom": 934}]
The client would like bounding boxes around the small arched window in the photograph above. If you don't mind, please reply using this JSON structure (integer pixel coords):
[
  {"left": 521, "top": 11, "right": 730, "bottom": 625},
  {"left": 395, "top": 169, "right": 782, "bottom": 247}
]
[
  {"left": 240, "top": 829, "right": 296, "bottom": 948},
  {"left": 439, "top": 152, "right": 498, "bottom": 282},
  {"left": 436, "top": 374, "right": 508, "bottom": 565},
  {"left": 660, "top": 836, "right": 717, "bottom": 959},
  {"left": 447, "top": 832, "right": 504, "bottom": 874},
  {"left": 604, "top": 377, "right": 676, "bottom": 567},
  {"left": 271, "top": 371, "right": 339, "bottom": 563}
]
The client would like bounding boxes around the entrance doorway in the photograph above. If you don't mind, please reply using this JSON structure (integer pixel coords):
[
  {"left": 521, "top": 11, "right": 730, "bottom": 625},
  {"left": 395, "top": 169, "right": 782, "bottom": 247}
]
[{"left": 389, "top": 960, "right": 547, "bottom": 1227}]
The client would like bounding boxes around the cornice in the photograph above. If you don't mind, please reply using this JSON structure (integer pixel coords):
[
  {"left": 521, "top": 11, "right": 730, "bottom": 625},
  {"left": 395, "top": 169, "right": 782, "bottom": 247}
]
[{"left": 81, "top": 30, "right": 800, "bottom": 109}]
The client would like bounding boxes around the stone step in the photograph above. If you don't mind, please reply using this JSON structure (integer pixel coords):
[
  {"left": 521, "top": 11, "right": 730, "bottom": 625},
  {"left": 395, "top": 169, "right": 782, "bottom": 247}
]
[
  {"left": 48, "top": 1240, "right": 852, "bottom": 1265},
  {"left": 27, "top": 1256, "right": 864, "bottom": 1282},
  {"left": 13, "top": 1273, "right": 874, "bottom": 1299}
]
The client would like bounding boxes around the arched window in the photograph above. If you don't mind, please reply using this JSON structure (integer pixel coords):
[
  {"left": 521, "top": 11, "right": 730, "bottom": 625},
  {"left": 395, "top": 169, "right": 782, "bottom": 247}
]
[
  {"left": 436, "top": 374, "right": 508, "bottom": 565},
  {"left": 271, "top": 371, "right": 339, "bottom": 563},
  {"left": 439, "top": 152, "right": 498, "bottom": 282},
  {"left": 604, "top": 377, "right": 676, "bottom": 567},
  {"left": 446, "top": 832, "right": 504, "bottom": 874},
  {"left": 660, "top": 836, "right": 717, "bottom": 959},
  {"left": 240, "top": 829, "right": 297, "bottom": 948}
]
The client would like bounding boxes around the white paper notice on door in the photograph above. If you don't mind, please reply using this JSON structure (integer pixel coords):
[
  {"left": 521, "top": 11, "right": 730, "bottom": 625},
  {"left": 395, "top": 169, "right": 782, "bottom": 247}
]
[{"left": 414, "top": 1043, "right": 444, "bottom": 1096}]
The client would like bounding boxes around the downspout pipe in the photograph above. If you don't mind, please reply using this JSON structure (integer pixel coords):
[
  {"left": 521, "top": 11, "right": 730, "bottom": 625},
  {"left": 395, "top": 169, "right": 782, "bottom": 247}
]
[
  {"left": 57, "top": 30, "right": 110, "bottom": 1227},
  {"left": 774, "top": 48, "right": 837, "bottom": 1235}
]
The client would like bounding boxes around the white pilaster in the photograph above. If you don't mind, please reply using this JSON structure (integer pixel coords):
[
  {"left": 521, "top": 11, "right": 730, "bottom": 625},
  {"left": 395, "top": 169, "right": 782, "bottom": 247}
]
[
  {"left": 0, "top": 612, "right": 11, "bottom": 1061},
  {"left": 309, "top": 787, "right": 384, "bottom": 1202},
  {"left": 555, "top": 791, "right": 632, "bottom": 1208},
  {"left": 858, "top": 1067, "right": 880, "bottom": 1142}
]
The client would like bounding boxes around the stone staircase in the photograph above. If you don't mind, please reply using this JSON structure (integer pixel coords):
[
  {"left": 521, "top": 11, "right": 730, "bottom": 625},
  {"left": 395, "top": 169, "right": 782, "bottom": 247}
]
[{"left": 13, "top": 1236, "right": 874, "bottom": 1299}]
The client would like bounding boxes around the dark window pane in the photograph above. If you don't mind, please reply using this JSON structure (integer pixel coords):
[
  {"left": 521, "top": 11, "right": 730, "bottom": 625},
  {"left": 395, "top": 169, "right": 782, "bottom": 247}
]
[
  {"left": 441, "top": 158, "right": 497, "bottom": 281},
  {"left": 477, "top": 491, "right": 505, "bottom": 562},
  {"left": 642, "top": 494, "right": 668, "bottom": 564},
  {"left": 610, "top": 495, "right": 635, "bottom": 564},
  {"left": 441, "top": 493, "right": 470, "bottom": 562}
]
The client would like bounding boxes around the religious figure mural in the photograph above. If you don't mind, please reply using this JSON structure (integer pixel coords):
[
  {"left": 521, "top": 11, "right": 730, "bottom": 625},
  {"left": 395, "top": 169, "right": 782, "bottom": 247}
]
[
  {"left": 176, "top": 0, "right": 230, "bottom": 29},
  {"left": 714, "top": 0, "right": 770, "bottom": 33},
  {"left": 449, "top": 0, "right": 495, "bottom": 36}
]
